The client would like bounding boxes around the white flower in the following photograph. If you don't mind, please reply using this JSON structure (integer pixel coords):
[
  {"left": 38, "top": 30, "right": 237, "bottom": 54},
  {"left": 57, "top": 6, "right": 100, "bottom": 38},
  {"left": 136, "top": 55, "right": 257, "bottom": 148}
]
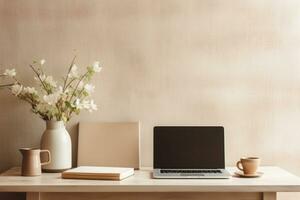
[
  {"left": 72, "top": 99, "right": 97, "bottom": 112},
  {"left": 68, "top": 64, "right": 79, "bottom": 78},
  {"left": 4, "top": 68, "right": 16, "bottom": 77},
  {"left": 92, "top": 61, "right": 102, "bottom": 73},
  {"left": 43, "top": 92, "right": 61, "bottom": 105},
  {"left": 35, "top": 103, "right": 53, "bottom": 114},
  {"left": 36, "top": 103, "right": 47, "bottom": 113},
  {"left": 40, "top": 59, "right": 46, "bottom": 65},
  {"left": 57, "top": 86, "right": 68, "bottom": 99},
  {"left": 80, "top": 100, "right": 90, "bottom": 109},
  {"left": 84, "top": 84, "right": 95, "bottom": 94},
  {"left": 39, "top": 75, "right": 57, "bottom": 88},
  {"left": 72, "top": 99, "right": 86, "bottom": 109},
  {"left": 11, "top": 84, "right": 23, "bottom": 96},
  {"left": 23, "top": 87, "right": 37, "bottom": 95},
  {"left": 88, "top": 100, "right": 98, "bottom": 112},
  {"left": 45, "top": 76, "right": 57, "bottom": 87},
  {"left": 73, "top": 98, "right": 81, "bottom": 108},
  {"left": 58, "top": 86, "right": 63, "bottom": 93}
]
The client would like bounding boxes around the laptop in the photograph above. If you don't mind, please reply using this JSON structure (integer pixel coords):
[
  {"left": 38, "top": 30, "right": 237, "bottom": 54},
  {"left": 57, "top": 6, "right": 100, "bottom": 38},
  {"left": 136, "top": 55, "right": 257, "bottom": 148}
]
[{"left": 153, "top": 126, "right": 231, "bottom": 179}]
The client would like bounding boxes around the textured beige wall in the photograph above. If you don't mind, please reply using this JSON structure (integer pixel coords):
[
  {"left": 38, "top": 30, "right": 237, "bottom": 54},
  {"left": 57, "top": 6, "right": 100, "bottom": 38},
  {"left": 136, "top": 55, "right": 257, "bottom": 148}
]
[{"left": 0, "top": 0, "right": 300, "bottom": 199}]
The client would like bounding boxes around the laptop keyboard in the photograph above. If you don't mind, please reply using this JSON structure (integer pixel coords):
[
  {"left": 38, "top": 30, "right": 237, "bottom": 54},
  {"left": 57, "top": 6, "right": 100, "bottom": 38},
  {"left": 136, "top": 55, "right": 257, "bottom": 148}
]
[{"left": 160, "top": 169, "right": 222, "bottom": 173}]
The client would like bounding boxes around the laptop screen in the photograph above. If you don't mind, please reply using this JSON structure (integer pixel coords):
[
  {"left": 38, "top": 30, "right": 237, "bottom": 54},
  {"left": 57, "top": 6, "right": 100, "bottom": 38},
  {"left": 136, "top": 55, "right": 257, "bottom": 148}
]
[{"left": 154, "top": 126, "right": 225, "bottom": 169}]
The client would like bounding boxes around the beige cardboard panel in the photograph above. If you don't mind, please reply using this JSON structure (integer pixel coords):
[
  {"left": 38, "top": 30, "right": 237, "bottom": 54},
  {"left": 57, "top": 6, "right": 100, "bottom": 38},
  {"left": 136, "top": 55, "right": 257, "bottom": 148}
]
[{"left": 78, "top": 122, "right": 140, "bottom": 169}]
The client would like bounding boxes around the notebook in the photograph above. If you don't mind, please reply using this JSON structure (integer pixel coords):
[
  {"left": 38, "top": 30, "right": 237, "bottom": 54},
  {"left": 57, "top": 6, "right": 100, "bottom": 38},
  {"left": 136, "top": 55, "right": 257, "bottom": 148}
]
[{"left": 61, "top": 166, "right": 134, "bottom": 180}]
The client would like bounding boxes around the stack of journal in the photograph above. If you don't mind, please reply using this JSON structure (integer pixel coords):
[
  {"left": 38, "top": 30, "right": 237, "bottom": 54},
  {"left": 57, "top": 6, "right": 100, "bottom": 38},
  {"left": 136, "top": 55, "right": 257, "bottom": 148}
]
[{"left": 62, "top": 166, "right": 134, "bottom": 180}]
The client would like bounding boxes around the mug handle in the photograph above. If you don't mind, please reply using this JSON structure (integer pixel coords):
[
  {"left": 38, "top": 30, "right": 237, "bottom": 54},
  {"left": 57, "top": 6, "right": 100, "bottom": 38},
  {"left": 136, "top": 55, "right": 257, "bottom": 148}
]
[
  {"left": 236, "top": 161, "right": 243, "bottom": 171},
  {"left": 40, "top": 150, "right": 51, "bottom": 166}
]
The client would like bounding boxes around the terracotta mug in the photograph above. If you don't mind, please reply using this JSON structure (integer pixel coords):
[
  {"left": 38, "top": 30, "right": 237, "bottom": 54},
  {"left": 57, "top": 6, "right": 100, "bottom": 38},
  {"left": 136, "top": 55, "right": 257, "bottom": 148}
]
[
  {"left": 236, "top": 157, "right": 260, "bottom": 175},
  {"left": 19, "top": 148, "right": 51, "bottom": 176}
]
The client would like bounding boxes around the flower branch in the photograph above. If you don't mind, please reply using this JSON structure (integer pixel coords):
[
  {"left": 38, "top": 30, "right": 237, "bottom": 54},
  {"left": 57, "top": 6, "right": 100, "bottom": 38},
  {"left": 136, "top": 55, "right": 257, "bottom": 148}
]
[{"left": 0, "top": 57, "right": 102, "bottom": 123}]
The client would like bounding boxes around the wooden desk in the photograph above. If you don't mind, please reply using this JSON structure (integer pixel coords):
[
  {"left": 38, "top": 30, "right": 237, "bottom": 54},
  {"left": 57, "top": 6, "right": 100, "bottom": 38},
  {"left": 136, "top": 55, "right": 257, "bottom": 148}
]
[{"left": 1, "top": 167, "right": 300, "bottom": 200}]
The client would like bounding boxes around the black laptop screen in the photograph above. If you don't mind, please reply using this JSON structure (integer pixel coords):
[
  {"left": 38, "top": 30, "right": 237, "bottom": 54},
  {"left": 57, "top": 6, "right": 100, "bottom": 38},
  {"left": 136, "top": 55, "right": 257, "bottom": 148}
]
[{"left": 154, "top": 126, "right": 225, "bottom": 169}]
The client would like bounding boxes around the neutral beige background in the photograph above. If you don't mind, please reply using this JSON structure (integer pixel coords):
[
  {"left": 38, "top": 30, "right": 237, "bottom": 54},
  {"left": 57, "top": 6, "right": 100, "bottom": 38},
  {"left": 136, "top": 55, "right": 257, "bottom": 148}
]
[{"left": 0, "top": 0, "right": 300, "bottom": 199}]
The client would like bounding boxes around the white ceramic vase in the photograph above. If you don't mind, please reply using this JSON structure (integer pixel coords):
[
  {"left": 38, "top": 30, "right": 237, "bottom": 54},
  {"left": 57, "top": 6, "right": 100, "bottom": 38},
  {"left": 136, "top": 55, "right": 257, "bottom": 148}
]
[{"left": 40, "top": 120, "right": 72, "bottom": 172}]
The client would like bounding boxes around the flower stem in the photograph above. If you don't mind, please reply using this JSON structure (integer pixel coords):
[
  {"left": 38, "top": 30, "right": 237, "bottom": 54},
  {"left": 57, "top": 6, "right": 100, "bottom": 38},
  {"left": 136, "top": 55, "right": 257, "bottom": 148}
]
[
  {"left": 64, "top": 78, "right": 76, "bottom": 91},
  {"left": 29, "top": 64, "right": 50, "bottom": 94},
  {"left": 0, "top": 83, "right": 15, "bottom": 88},
  {"left": 69, "top": 71, "right": 88, "bottom": 102},
  {"left": 63, "top": 55, "right": 76, "bottom": 92}
]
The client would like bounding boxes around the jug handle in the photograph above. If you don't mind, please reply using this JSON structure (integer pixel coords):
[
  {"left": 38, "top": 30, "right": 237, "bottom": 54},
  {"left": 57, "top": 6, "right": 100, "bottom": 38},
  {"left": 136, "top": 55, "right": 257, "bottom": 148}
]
[{"left": 40, "top": 150, "right": 51, "bottom": 166}]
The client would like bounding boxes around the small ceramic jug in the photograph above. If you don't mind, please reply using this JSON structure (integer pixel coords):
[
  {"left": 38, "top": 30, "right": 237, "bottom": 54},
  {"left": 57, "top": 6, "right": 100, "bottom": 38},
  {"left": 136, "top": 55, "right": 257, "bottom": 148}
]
[{"left": 19, "top": 148, "right": 51, "bottom": 176}]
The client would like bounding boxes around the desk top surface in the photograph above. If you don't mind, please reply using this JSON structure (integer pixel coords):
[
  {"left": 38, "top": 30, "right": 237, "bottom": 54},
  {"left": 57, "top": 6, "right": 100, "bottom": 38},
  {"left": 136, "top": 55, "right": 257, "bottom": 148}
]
[{"left": 0, "top": 167, "right": 300, "bottom": 192}]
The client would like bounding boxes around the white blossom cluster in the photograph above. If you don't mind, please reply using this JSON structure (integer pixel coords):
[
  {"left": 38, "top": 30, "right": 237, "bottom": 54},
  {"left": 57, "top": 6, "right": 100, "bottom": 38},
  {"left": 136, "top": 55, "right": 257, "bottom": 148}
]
[{"left": 0, "top": 58, "right": 102, "bottom": 122}]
